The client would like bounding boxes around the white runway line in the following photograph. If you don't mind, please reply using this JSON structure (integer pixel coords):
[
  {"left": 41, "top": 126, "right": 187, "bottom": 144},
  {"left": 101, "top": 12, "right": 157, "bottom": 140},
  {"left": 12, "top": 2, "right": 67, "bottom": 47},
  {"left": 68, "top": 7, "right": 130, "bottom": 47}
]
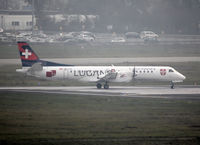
[{"left": 0, "top": 86, "right": 200, "bottom": 97}]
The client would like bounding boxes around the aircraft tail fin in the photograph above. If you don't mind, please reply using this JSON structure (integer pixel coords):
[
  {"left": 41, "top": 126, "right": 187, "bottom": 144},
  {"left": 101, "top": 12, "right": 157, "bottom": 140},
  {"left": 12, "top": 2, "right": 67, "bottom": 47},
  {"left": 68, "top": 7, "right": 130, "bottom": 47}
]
[
  {"left": 17, "top": 41, "right": 40, "bottom": 67},
  {"left": 17, "top": 41, "right": 74, "bottom": 67}
]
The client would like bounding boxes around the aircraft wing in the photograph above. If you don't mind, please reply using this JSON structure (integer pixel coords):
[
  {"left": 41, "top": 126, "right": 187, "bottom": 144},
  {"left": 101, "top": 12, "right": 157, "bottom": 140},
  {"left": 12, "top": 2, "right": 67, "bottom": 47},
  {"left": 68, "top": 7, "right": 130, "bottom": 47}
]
[{"left": 97, "top": 69, "right": 117, "bottom": 82}]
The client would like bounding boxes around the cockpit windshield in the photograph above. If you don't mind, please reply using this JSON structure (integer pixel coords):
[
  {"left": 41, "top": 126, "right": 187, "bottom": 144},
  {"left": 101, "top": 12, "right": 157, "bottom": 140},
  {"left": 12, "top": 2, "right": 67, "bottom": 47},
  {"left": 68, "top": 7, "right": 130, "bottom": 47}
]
[{"left": 169, "top": 69, "right": 174, "bottom": 72}]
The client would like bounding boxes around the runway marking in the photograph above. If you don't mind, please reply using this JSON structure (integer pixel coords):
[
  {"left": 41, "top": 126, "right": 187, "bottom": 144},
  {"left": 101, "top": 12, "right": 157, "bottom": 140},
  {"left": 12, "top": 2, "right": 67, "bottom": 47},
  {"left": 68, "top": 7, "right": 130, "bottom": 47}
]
[{"left": 0, "top": 86, "right": 200, "bottom": 99}]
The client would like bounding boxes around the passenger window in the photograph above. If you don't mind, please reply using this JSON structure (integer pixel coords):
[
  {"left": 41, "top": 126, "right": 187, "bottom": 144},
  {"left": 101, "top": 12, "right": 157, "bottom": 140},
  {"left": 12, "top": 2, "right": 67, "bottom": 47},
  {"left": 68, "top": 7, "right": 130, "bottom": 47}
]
[{"left": 169, "top": 69, "right": 174, "bottom": 72}]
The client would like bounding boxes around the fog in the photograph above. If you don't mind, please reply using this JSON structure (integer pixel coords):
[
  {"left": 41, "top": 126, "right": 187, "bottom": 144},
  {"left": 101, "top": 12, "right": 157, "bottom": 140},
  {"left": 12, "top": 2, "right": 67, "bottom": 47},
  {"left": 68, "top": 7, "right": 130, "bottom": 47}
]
[{"left": 1, "top": 0, "right": 200, "bottom": 34}]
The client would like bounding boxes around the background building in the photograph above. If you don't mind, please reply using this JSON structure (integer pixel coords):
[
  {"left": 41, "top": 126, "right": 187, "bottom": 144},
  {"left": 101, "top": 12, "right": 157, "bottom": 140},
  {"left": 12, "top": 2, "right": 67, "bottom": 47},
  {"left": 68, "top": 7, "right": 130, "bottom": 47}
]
[
  {"left": 0, "top": 13, "right": 35, "bottom": 31},
  {"left": 0, "top": 0, "right": 200, "bottom": 34}
]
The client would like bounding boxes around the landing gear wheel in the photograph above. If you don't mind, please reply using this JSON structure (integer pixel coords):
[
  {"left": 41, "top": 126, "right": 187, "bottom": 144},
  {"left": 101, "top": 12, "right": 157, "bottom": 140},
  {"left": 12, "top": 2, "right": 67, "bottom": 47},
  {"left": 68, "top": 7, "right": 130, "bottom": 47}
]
[
  {"left": 96, "top": 83, "right": 102, "bottom": 89},
  {"left": 104, "top": 84, "right": 109, "bottom": 89},
  {"left": 170, "top": 82, "right": 174, "bottom": 89}
]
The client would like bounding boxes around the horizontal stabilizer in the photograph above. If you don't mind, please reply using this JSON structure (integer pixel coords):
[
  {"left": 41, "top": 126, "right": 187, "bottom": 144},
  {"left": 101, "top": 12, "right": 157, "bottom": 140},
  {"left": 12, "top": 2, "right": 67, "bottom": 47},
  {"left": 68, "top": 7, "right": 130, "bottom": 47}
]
[{"left": 28, "top": 62, "right": 43, "bottom": 72}]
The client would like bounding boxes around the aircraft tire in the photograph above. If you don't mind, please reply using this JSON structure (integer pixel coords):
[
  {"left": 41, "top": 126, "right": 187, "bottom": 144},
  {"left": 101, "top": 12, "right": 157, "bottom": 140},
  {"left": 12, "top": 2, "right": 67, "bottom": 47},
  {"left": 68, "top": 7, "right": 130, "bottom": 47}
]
[
  {"left": 96, "top": 83, "right": 102, "bottom": 89},
  {"left": 104, "top": 84, "right": 109, "bottom": 89}
]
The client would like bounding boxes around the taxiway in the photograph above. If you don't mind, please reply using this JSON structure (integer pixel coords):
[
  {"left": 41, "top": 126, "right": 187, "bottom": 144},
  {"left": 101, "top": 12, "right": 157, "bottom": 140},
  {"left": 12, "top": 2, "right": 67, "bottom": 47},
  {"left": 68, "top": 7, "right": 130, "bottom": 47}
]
[{"left": 1, "top": 57, "right": 200, "bottom": 66}]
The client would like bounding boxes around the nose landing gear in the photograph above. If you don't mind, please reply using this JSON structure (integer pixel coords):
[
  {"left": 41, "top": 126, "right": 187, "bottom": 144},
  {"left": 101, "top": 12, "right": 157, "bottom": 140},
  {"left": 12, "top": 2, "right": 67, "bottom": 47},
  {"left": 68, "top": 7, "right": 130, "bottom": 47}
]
[{"left": 170, "top": 81, "right": 174, "bottom": 89}]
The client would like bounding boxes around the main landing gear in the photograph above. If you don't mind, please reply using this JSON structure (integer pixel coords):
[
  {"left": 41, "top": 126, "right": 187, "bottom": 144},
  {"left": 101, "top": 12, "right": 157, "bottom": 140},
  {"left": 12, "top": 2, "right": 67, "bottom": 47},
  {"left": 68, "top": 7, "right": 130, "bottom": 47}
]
[
  {"left": 96, "top": 82, "right": 109, "bottom": 89},
  {"left": 96, "top": 83, "right": 102, "bottom": 89}
]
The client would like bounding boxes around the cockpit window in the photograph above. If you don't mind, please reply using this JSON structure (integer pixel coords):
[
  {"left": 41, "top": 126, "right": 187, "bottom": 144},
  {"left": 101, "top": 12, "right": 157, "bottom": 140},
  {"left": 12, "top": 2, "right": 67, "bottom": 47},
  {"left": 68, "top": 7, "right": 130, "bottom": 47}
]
[{"left": 169, "top": 69, "right": 174, "bottom": 72}]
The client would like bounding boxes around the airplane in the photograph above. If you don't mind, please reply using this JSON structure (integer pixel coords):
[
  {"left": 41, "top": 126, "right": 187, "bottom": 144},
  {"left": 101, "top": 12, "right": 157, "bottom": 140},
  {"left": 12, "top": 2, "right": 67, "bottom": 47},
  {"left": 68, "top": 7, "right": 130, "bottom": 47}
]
[{"left": 16, "top": 41, "right": 186, "bottom": 89}]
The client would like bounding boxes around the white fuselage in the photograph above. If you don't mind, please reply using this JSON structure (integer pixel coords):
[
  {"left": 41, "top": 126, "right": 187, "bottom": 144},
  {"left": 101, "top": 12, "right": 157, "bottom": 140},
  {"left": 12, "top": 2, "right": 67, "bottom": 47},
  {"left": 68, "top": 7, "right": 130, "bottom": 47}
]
[{"left": 19, "top": 66, "right": 185, "bottom": 83}]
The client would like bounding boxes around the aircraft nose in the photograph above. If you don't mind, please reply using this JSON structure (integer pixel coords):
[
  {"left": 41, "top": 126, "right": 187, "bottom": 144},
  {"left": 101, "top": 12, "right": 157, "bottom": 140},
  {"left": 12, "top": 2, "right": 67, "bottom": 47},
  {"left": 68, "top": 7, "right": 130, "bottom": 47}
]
[{"left": 179, "top": 73, "right": 186, "bottom": 80}]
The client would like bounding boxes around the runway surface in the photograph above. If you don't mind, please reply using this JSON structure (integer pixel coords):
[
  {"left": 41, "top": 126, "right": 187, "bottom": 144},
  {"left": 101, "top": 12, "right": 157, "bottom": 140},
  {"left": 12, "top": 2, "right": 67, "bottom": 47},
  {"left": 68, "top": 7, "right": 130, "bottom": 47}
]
[
  {"left": 0, "top": 57, "right": 200, "bottom": 66},
  {"left": 1, "top": 86, "right": 200, "bottom": 99}
]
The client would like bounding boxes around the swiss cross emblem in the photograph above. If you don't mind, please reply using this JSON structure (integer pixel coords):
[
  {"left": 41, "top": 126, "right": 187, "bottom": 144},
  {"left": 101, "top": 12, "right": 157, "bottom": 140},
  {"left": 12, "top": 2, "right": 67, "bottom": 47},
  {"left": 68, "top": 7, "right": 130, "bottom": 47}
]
[
  {"left": 22, "top": 49, "right": 32, "bottom": 59},
  {"left": 160, "top": 69, "right": 166, "bottom": 76}
]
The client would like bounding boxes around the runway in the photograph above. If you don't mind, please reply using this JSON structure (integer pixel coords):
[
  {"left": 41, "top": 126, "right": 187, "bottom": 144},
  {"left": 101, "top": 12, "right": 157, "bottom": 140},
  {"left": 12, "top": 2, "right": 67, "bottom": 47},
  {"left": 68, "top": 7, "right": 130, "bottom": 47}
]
[{"left": 1, "top": 86, "right": 200, "bottom": 99}]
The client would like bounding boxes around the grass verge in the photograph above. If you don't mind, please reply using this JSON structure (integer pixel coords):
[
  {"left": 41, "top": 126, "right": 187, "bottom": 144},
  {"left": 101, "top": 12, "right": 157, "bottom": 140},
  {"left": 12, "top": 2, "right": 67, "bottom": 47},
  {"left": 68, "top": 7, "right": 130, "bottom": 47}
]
[
  {"left": 0, "top": 91, "right": 200, "bottom": 144},
  {"left": 0, "top": 43, "right": 200, "bottom": 59}
]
